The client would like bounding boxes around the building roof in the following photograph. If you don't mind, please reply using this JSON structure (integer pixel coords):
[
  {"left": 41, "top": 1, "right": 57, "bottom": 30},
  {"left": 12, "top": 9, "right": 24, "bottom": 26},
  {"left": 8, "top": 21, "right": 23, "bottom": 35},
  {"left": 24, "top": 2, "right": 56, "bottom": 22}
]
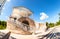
[{"left": 12, "top": 6, "right": 33, "bottom": 17}]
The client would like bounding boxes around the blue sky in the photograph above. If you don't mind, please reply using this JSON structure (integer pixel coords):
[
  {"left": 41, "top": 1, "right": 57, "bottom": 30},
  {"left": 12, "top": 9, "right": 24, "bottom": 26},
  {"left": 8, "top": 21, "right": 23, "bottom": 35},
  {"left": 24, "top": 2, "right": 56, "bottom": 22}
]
[{"left": 0, "top": 0, "right": 60, "bottom": 23}]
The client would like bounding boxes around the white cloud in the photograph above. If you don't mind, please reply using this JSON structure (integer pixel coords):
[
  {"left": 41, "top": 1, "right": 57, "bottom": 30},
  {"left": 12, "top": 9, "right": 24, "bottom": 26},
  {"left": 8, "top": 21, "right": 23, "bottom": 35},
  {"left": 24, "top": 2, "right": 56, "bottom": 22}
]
[
  {"left": 7, "top": 0, "right": 10, "bottom": 2},
  {"left": 40, "top": 12, "right": 49, "bottom": 20}
]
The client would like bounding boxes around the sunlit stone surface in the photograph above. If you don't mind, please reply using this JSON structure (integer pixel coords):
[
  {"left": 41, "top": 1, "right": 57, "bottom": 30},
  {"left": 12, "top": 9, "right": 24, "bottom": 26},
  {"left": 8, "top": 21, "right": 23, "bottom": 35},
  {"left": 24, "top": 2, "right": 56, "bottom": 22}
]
[
  {"left": 38, "top": 26, "right": 60, "bottom": 39},
  {"left": 45, "top": 26, "right": 60, "bottom": 39},
  {"left": 0, "top": 26, "right": 60, "bottom": 39}
]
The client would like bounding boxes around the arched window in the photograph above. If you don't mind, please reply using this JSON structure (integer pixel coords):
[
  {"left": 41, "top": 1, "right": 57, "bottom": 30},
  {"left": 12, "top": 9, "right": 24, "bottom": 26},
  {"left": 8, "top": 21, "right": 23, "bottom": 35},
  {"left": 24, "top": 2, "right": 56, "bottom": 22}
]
[
  {"left": 14, "top": 18, "right": 17, "bottom": 22},
  {"left": 22, "top": 20, "right": 29, "bottom": 25},
  {"left": 22, "top": 20, "right": 30, "bottom": 30}
]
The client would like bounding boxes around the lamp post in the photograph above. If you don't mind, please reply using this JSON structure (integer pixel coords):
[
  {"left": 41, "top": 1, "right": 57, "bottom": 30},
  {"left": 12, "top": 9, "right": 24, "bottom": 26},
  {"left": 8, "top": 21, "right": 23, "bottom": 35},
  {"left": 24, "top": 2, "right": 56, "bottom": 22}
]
[{"left": 0, "top": 0, "right": 6, "bottom": 15}]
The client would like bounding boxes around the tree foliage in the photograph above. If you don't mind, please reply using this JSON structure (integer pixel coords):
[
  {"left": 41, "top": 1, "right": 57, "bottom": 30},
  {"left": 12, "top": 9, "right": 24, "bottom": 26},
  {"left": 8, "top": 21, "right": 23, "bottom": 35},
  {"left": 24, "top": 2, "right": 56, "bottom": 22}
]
[
  {"left": 46, "top": 22, "right": 55, "bottom": 28},
  {"left": 49, "top": 23, "right": 55, "bottom": 28},
  {"left": 56, "top": 20, "right": 60, "bottom": 26},
  {"left": 0, "top": 20, "right": 6, "bottom": 29},
  {"left": 46, "top": 20, "right": 60, "bottom": 28}
]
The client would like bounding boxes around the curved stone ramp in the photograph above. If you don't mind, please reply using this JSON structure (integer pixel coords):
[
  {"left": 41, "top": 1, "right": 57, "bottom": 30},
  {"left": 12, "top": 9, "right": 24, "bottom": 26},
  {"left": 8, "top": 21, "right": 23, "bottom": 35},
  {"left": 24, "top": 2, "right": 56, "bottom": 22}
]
[
  {"left": 10, "top": 33, "right": 38, "bottom": 39},
  {"left": 9, "top": 36, "right": 16, "bottom": 39},
  {"left": 2, "top": 32, "right": 11, "bottom": 39},
  {"left": 44, "top": 26, "right": 60, "bottom": 39},
  {"left": 0, "top": 32, "right": 11, "bottom": 39},
  {"left": 36, "top": 26, "right": 60, "bottom": 39}
]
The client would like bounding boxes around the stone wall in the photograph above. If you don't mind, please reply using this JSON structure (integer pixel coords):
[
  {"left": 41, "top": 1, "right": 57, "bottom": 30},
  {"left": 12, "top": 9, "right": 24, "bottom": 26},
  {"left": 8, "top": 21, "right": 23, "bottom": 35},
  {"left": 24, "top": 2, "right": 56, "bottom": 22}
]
[
  {"left": 7, "top": 21, "right": 32, "bottom": 35},
  {"left": 18, "top": 17, "right": 36, "bottom": 33}
]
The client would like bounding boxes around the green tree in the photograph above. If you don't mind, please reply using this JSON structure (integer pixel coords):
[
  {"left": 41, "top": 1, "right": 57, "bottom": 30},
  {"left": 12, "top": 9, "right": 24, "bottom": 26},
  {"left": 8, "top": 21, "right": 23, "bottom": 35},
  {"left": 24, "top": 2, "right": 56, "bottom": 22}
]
[
  {"left": 46, "top": 22, "right": 49, "bottom": 26},
  {"left": 0, "top": 20, "right": 1, "bottom": 25},
  {"left": 46, "top": 22, "right": 49, "bottom": 30},
  {"left": 56, "top": 20, "right": 60, "bottom": 26},
  {"left": 49, "top": 23, "right": 55, "bottom": 28},
  {"left": 0, "top": 20, "right": 7, "bottom": 29}
]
